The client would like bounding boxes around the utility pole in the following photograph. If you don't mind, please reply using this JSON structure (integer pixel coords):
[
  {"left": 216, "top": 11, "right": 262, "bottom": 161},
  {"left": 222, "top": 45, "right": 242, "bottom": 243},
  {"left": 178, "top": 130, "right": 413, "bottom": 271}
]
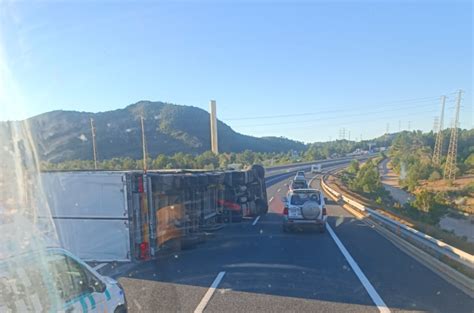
[
  {"left": 209, "top": 100, "right": 219, "bottom": 154},
  {"left": 140, "top": 116, "right": 148, "bottom": 172},
  {"left": 348, "top": 131, "right": 351, "bottom": 141},
  {"left": 432, "top": 95, "right": 446, "bottom": 165},
  {"left": 444, "top": 90, "right": 462, "bottom": 180},
  {"left": 90, "top": 118, "right": 98, "bottom": 170}
]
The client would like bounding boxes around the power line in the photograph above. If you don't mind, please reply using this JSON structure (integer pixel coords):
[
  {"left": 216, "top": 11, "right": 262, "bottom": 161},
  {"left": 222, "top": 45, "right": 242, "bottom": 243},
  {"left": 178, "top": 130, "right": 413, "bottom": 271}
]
[
  {"left": 236, "top": 108, "right": 439, "bottom": 134},
  {"left": 222, "top": 95, "right": 442, "bottom": 121},
  {"left": 231, "top": 102, "right": 438, "bottom": 128}
]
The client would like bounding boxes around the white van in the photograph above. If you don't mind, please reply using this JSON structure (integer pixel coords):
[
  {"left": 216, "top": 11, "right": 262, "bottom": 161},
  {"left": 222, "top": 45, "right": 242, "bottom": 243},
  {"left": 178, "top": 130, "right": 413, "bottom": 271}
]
[
  {"left": 311, "top": 164, "right": 322, "bottom": 173},
  {"left": 0, "top": 247, "right": 127, "bottom": 312}
]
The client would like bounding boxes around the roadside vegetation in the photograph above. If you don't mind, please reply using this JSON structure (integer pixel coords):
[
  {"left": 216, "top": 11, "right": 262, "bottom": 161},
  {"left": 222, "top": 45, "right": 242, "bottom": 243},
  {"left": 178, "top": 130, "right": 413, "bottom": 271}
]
[
  {"left": 341, "top": 158, "right": 387, "bottom": 202},
  {"left": 389, "top": 129, "right": 473, "bottom": 215},
  {"left": 40, "top": 136, "right": 392, "bottom": 171},
  {"left": 334, "top": 130, "right": 473, "bottom": 251}
]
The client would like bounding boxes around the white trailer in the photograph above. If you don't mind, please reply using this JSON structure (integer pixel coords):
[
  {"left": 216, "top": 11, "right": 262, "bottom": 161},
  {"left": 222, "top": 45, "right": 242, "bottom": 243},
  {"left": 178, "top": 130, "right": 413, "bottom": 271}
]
[{"left": 41, "top": 172, "right": 132, "bottom": 262}]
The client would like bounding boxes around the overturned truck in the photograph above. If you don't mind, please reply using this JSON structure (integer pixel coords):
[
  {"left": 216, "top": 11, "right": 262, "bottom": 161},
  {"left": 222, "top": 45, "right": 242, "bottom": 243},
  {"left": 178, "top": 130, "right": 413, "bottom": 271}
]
[{"left": 41, "top": 165, "right": 267, "bottom": 262}]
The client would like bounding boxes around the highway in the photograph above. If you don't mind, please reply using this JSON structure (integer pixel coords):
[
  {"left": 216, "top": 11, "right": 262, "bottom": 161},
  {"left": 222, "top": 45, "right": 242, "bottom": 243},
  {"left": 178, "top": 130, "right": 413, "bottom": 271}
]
[{"left": 116, "top": 161, "right": 474, "bottom": 313}]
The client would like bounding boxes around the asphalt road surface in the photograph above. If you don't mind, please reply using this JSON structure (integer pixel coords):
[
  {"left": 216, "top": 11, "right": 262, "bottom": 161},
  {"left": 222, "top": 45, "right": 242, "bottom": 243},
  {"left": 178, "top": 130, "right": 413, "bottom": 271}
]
[{"left": 116, "top": 162, "right": 474, "bottom": 313}]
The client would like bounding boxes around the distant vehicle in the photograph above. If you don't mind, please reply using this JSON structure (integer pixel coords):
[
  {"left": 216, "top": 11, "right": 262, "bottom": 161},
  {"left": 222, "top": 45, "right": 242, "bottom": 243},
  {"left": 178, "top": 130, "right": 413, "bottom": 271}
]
[
  {"left": 311, "top": 164, "right": 322, "bottom": 173},
  {"left": 289, "top": 179, "right": 308, "bottom": 191},
  {"left": 0, "top": 247, "right": 127, "bottom": 312},
  {"left": 227, "top": 163, "right": 243, "bottom": 170},
  {"left": 281, "top": 189, "right": 327, "bottom": 233},
  {"left": 295, "top": 171, "right": 305, "bottom": 179}
]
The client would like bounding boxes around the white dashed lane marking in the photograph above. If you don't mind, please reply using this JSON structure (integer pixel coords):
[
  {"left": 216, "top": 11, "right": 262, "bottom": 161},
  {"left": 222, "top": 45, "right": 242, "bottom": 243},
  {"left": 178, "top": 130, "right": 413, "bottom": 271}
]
[
  {"left": 194, "top": 271, "right": 226, "bottom": 313},
  {"left": 252, "top": 216, "right": 261, "bottom": 226},
  {"left": 327, "top": 224, "right": 390, "bottom": 313}
]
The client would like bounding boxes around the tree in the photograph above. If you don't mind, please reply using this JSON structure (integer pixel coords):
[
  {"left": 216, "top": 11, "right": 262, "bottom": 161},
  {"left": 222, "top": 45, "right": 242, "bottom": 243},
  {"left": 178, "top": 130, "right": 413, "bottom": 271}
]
[
  {"left": 171, "top": 152, "right": 194, "bottom": 168},
  {"left": 412, "top": 190, "right": 436, "bottom": 213},
  {"left": 218, "top": 153, "right": 230, "bottom": 169},
  {"left": 236, "top": 150, "right": 255, "bottom": 166},
  {"left": 350, "top": 160, "right": 382, "bottom": 194},
  {"left": 304, "top": 145, "right": 323, "bottom": 161},
  {"left": 428, "top": 170, "right": 441, "bottom": 181},
  {"left": 152, "top": 155, "right": 169, "bottom": 169},
  {"left": 465, "top": 152, "right": 474, "bottom": 169},
  {"left": 195, "top": 151, "right": 219, "bottom": 169},
  {"left": 122, "top": 157, "right": 137, "bottom": 170},
  {"left": 346, "top": 160, "right": 360, "bottom": 174}
]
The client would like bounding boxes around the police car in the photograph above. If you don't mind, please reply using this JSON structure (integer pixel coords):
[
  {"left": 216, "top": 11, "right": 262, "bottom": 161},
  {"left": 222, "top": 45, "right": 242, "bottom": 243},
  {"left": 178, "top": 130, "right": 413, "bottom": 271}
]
[{"left": 0, "top": 215, "right": 127, "bottom": 312}]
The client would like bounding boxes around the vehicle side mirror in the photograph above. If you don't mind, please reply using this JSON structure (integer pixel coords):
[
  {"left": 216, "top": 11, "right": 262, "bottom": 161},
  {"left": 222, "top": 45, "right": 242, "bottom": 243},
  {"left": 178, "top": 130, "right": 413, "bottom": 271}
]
[
  {"left": 324, "top": 197, "right": 328, "bottom": 203},
  {"left": 88, "top": 275, "right": 106, "bottom": 294}
]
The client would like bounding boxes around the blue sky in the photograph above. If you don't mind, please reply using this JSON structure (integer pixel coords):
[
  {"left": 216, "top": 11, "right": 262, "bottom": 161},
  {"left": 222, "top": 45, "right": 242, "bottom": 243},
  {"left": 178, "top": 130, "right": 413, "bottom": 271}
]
[{"left": 0, "top": 0, "right": 472, "bottom": 143}]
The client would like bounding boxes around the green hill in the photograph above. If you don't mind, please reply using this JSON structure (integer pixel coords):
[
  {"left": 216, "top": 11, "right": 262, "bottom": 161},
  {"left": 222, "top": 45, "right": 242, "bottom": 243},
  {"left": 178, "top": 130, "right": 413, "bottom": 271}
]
[{"left": 1, "top": 101, "right": 306, "bottom": 162}]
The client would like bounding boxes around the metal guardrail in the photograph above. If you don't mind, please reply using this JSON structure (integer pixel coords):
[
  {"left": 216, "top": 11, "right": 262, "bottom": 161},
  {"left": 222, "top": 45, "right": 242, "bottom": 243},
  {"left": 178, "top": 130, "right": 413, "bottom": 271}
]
[
  {"left": 320, "top": 177, "right": 474, "bottom": 270},
  {"left": 265, "top": 154, "right": 373, "bottom": 172}
]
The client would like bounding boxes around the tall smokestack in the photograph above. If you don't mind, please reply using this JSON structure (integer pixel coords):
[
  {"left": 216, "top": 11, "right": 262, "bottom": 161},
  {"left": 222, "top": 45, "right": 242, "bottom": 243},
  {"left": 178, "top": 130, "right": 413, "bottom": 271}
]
[{"left": 210, "top": 100, "right": 218, "bottom": 154}]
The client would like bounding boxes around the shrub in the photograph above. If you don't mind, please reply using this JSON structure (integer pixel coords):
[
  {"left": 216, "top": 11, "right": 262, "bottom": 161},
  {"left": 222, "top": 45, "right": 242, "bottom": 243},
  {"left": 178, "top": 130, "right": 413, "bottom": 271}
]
[{"left": 428, "top": 170, "right": 441, "bottom": 181}]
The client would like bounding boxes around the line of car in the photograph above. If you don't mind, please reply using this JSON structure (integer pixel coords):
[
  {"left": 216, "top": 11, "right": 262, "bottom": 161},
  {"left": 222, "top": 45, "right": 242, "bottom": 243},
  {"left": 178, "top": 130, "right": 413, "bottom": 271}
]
[{"left": 281, "top": 170, "right": 328, "bottom": 233}]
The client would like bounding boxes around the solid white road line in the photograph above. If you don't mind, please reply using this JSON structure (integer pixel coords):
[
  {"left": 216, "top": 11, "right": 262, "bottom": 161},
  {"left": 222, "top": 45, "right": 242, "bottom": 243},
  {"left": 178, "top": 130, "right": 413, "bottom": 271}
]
[
  {"left": 93, "top": 263, "right": 107, "bottom": 271},
  {"left": 194, "top": 271, "right": 226, "bottom": 313},
  {"left": 252, "top": 216, "right": 261, "bottom": 226},
  {"left": 326, "top": 224, "right": 391, "bottom": 313}
]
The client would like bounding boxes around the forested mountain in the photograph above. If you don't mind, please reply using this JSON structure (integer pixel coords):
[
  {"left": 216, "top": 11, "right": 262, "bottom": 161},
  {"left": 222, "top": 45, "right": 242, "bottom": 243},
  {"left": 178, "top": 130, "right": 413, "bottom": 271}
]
[{"left": 0, "top": 101, "right": 305, "bottom": 162}]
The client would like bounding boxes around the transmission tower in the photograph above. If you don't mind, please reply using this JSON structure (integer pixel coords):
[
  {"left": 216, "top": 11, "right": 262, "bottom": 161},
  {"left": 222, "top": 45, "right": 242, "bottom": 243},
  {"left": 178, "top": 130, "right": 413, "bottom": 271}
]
[
  {"left": 432, "top": 95, "right": 446, "bottom": 165},
  {"left": 339, "top": 128, "right": 346, "bottom": 140},
  {"left": 444, "top": 90, "right": 462, "bottom": 180},
  {"left": 432, "top": 117, "right": 439, "bottom": 133}
]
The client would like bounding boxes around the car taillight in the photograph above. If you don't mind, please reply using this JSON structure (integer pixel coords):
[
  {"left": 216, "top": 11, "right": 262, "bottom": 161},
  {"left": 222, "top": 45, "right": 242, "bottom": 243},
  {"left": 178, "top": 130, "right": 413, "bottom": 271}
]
[
  {"left": 283, "top": 207, "right": 288, "bottom": 215},
  {"left": 322, "top": 207, "right": 327, "bottom": 216}
]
